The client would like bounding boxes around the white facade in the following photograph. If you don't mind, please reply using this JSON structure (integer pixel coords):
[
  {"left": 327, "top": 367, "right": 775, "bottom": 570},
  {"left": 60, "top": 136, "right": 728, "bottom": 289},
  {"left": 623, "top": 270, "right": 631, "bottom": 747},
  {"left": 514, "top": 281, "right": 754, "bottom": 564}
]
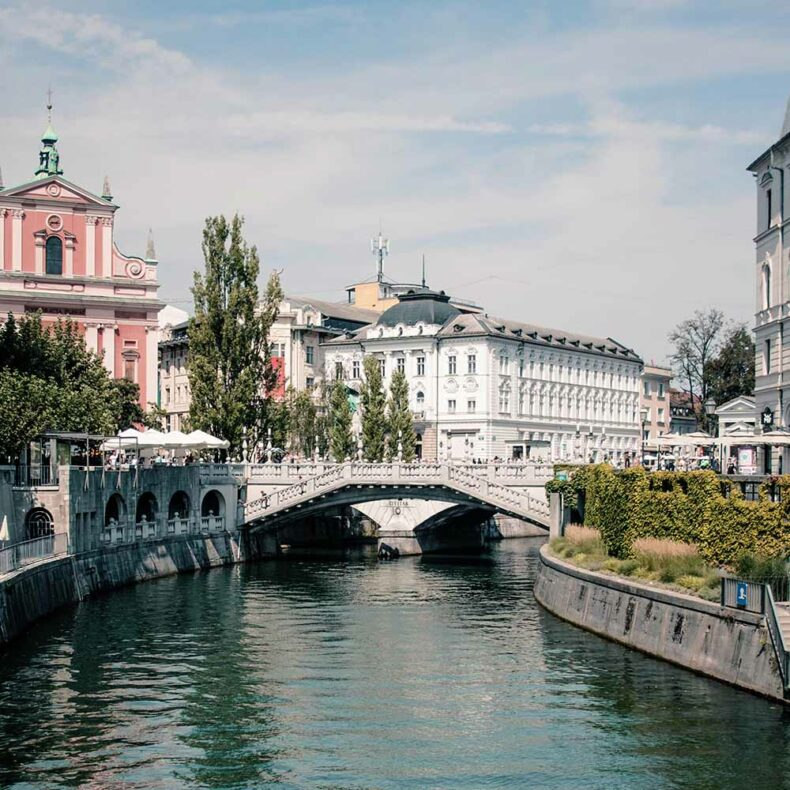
[
  {"left": 325, "top": 294, "right": 642, "bottom": 463},
  {"left": 748, "top": 98, "right": 790, "bottom": 472}
]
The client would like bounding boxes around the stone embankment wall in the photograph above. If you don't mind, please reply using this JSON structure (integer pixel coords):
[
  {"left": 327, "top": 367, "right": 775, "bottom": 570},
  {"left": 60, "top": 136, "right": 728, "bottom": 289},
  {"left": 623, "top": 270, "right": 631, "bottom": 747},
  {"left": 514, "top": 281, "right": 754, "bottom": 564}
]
[
  {"left": 534, "top": 546, "right": 786, "bottom": 703},
  {"left": 0, "top": 533, "right": 249, "bottom": 646}
]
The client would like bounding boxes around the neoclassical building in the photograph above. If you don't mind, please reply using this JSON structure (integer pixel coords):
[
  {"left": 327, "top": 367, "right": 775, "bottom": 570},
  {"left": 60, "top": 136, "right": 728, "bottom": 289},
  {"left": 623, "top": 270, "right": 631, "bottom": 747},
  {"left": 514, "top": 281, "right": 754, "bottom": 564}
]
[
  {"left": 0, "top": 108, "right": 160, "bottom": 407},
  {"left": 324, "top": 290, "right": 643, "bottom": 462}
]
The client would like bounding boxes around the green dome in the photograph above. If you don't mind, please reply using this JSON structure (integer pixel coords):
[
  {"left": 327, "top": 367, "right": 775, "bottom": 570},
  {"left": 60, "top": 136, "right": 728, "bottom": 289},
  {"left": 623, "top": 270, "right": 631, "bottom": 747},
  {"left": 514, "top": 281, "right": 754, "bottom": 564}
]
[{"left": 377, "top": 290, "right": 460, "bottom": 328}]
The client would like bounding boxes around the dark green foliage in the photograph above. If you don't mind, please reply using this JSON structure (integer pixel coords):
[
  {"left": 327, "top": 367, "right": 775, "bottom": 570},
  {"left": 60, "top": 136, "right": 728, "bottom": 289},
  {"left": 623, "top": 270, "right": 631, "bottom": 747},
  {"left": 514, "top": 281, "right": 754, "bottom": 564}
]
[
  {"left": 0, "top": 312, "right": 142, "bottom": 460},
  {"left": 707, "top": 324, "right": 755, "bottom": 406},
  {"left": 385, "top": 369, "right": 416, "bottom": 462},
  {"left": 360, "top": 355, "right": 386, "bottom": 462},
  {"left": 548, "top": 464, "right": 790, "bottom": 565},
  {"left": 188, "top": 214, "right": 283, "bottom": 457},
  {"left": 328, "top": 379, "right": 354, "bottom": 462}
]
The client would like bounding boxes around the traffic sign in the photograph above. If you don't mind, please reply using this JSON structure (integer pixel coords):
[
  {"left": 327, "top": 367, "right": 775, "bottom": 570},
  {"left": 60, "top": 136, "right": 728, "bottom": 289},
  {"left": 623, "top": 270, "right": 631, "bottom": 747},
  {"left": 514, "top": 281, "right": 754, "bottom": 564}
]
[{"left": 736, "top": 581, "right": 748, "bottom": 608}]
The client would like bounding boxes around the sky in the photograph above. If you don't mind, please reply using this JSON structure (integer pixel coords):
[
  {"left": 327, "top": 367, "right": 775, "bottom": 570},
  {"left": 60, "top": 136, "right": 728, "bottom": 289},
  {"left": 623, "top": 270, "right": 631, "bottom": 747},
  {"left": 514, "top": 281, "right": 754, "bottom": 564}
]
[{"left": 1, "top": 0, "right": 788, "bottom": 365}]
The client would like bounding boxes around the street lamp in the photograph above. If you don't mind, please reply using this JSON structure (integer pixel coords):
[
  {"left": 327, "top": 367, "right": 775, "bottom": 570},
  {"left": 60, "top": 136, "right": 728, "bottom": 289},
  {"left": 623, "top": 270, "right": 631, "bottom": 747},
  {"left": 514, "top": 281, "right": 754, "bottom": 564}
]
[
  {"left": 640, "top": 407, "right": 649, "bottom": 467},
  {"left": 704, "top": 398, "right": 717, "bottom": 470}
]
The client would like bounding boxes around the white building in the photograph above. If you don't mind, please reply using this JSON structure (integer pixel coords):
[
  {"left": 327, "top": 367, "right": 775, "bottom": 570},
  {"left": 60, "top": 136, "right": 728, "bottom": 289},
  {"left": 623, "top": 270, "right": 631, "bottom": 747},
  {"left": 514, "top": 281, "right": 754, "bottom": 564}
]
[
  {"left": 324, "top": 290, "right": 643, "bottom": 463},
  {"left": 747, "top": 98, "right": 790, "bottom": 472}
]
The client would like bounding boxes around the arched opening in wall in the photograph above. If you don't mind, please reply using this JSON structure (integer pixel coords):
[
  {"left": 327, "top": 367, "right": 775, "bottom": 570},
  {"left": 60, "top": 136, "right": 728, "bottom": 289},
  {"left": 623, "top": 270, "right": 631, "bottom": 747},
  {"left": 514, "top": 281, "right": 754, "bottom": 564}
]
[
  {"left": 105, "top": 493, "right": 126, "bottom": 526},
  {"left": 201, "top": 490, "right": 225, "bottom": 518},
  {"left": 26, "top": 507, "right": 54, "bottom": 539},
  {"left": 136, "top": 492, "right": 158, "bottom": 525},
  {"left": 45, "top": 236, "right": 63, "bottom": 275},
  {"left": 415, "top": 433, "right": 423, "bottom": 459},
  {"left": 763, "top": 263, "right": 772, "bottom": 310},
  {"left": 168, "top": 491, "right": 190, "bottom": 520}
]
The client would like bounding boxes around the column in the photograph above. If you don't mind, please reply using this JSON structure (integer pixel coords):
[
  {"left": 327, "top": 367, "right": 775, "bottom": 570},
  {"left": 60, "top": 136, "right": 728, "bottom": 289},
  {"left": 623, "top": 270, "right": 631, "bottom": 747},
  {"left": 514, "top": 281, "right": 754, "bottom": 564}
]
[
  {"left": 11, "top": 209, "right": 24, "bottom": 272},
  {"left": 85, "top": 216, "right": 97, "bottom": 276},
  {"left": 34, "top": 234, "right": 45, "bottom": 274},
  {"left": 0, "top": 209, "right": 6, "bottom": 270},
  {"left": 85, "top": 324, "right": 98, "bottom": 354},
  {"left": 103, "top": 325, "right": 116, "bottom": 376},
  {"left": 101, "top": 217, "right": 113, "bottom": 277},
  {"left": 64, "top": 235, "right": 74, "bottom": 276},
  {"left": 145, "top": 325, "right": 158, "bottom": 407}
]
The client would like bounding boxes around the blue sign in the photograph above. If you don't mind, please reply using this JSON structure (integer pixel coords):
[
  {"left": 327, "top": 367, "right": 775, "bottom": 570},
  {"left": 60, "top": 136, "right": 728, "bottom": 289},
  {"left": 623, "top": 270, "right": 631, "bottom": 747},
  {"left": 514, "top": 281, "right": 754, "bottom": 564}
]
[
  {"left": 736, "top": 581, "right": 749, "bottom": 608},
  {"left": 556, "top": 471, "right": 569, "bottom": 482}
]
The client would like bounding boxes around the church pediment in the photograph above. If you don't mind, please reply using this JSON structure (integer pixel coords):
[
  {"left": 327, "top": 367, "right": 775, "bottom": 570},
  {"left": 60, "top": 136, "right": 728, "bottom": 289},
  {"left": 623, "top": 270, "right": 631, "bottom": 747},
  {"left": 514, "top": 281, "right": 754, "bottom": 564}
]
[{"left": 0, "top": 176, "right": 115, "bottom": 209}]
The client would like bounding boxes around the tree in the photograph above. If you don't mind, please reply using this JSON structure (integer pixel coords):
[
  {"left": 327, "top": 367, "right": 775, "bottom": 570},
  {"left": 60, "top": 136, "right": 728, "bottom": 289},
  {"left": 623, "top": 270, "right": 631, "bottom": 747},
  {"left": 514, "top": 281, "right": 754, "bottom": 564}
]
[
  {"left": 360, "top": 356, "right": 387, "bottom": 461},
  {"left": 0, "top": 312, "right": 142, "bottom": 460},
  {"left": 328, "top": 379, "right": 354, "bottom": 461},
  {"left": 707, "top": 323, "right": 755, "bottom": 407},
  {"left": 386, "top": 369, "right": 417, "bottom": 461},
  {"left": 285, "top": 387, "right": 317, "bottom": 458},
  {"left": 668, "top": 308, "right": 725, "bottom": 429},
  {"left": 188, "top": 214, "right": 283, "bottom": 457}
]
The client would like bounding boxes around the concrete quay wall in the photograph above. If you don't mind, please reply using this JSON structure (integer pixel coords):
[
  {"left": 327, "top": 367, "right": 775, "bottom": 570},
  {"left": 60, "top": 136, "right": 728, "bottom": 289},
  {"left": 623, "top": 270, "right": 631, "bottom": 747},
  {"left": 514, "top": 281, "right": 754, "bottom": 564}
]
[
  {"left": 0, "top": 533, "right": 249, "bottom": 647},
  {"left": 534, "top": 545, "right": 786, "bottom": 703}
]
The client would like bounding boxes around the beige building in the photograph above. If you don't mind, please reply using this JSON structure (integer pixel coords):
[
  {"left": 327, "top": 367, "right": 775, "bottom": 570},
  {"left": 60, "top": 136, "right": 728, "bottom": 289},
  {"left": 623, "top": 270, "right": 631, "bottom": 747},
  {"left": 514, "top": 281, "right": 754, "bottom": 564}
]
[{"left": 640, "top": 365, "right": 672, "bottom": 448}]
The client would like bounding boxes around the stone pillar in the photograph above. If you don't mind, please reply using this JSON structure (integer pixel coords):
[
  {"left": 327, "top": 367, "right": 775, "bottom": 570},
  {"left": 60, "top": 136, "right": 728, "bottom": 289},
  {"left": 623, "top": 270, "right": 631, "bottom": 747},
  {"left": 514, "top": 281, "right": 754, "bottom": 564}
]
[
  {"left": 85, "top": 216, "right": 97, "bottom": 276},
  {"left": 102, "top": 325, "right": 116, "bottom": 376},
  {"left": 549, "top": 492, "right": 565, "bottom": 539},
  {"left": 64, "top": 234, "right": 74, "bottom": 276},
  {"left": 11, "top": 209, "right": 24, "bottom": 272},
  {"left": 100, "top": 217, "right": 113, "bottom": 277},
  {"left": 85, "top": 324, "right": 98, "bottom": 355},
  {"left": 145, "top": 325, "right": 157, "bottom": 407},
  {"left": 34, "top": 233, "right": 45, "bottom": 275}
]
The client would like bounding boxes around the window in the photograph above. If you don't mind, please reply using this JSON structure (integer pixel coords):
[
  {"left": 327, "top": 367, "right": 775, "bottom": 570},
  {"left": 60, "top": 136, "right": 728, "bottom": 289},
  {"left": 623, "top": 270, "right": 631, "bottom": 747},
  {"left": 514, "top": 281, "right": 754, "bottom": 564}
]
[
  {"left": 272, "top": 343, "right": 285, "bottom": 357},
  {"left": 499, "top": 354, "right": 509, "bottom": 374},
  {"left": 448, "top": 399, "right": 456, "bottom": 413},
  {"left": 658, "top": 407, "right": 666, "bottom": 423},
  {"left": 45, "top": 236, "right": 63, "bottom": 275},
  {"left": 519, "top": 359, "right": 525, "bottom": 378},
  {"left": 767, "top": 188, "right": 773, "bottom": 230},
  {"left": 306, "top": 376, "right": 314, "bottom": 388},
  {"left": 467, "top": 399, "right": 476, "bottom": 413},
  {"left": 416, "top": 391, "right": 425, "bottom": 408},
  {"left": 352, "top": 360, "right": 360, "bottom": 379},
  {"left": 165, "top": 387, "right": 170, "bottom": 404},
  {"left": 417, "top": 356, "right": 425, "bottom": 376},
  {"left": 643, "top": 380, "right": 651, "bottom": 397},
  {"left": 123, "top": 358, "right": 137, "bottom": 382},
  {"left": 467, "top": 354, "right": 477, "bottom": 374},
  {"left": 763, "top": 263, "right": 772, "bottom": 310},
  {"left": 658, "top": 382, "right": 665, "bottom": 398},
  {"left": 397, "top": 357, "right": 405, "bottom": 374},
  {"left": 306, "top": 346, "right": 314, "bottom": 365},
  {"left": 499, "top": 387, "right": 510, "bottom": 413},
  {"left": 335, "top": 361, "right": 343, "bottom": 380},
  {"left": 766, "top": 339, "right": 772, "bottom": 373},
  {"left": 448, "top": 355, "right": 457, "bottom": 375},
  {"left": 379, "top": 359, "right": 386, "bottom": 378}
]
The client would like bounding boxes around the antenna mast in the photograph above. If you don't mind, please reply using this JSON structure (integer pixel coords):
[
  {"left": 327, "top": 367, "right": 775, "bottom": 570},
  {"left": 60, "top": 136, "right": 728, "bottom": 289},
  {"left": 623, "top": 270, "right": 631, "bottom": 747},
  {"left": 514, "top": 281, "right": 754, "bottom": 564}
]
[{"left": 370, "top": 230, "right": 389, "bottom": 283}]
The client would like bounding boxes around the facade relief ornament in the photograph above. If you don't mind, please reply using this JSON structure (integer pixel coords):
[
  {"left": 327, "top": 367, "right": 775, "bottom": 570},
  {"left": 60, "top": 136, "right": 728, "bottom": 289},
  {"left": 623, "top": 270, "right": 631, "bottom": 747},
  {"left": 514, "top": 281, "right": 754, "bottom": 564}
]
[
  {"left": 125, "top": 259, "right": 145, "bottom": 279},
  {"left": 445, "top": 378, "right": 459, "bottom": 394},
  {"left": 11, "top": 209, "right": 25, "bottom": 219}
]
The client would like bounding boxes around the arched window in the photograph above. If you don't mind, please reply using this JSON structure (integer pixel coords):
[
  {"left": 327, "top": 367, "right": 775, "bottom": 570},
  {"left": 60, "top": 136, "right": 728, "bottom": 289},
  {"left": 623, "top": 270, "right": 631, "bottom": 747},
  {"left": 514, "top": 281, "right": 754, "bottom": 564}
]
[
  {"left": 763, "top": 263, "right": 772, "bottom": 310},
  {"left": 26, "top": 507, "right": 54, "bottom": 539},
  {"left": 45, "top": 236, "right": 63, "bottom": 275},
  {"left": 416, "top": 391, "right": 425, "bottom": 408}
]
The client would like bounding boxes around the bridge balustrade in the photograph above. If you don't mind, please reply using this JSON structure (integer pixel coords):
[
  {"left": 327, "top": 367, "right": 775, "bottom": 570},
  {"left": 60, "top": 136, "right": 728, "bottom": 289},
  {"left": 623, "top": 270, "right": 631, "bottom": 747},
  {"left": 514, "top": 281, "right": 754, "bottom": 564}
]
[
  {"left": 167, "top": 517, "right": 191, "bottom": 536},
  {"left": 200, "top": 515, "right": 225, "bottom": 533}
]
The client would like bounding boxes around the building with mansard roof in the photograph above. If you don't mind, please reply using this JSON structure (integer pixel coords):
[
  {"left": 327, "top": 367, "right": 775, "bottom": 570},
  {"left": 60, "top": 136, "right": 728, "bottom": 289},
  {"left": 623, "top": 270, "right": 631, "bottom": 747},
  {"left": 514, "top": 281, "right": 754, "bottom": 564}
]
[
  {"left": 0, "top": 106, "right": 160, "bottom": 408},
  {"left": 324, "top": 290, "right": 643, "bottom": 462}
]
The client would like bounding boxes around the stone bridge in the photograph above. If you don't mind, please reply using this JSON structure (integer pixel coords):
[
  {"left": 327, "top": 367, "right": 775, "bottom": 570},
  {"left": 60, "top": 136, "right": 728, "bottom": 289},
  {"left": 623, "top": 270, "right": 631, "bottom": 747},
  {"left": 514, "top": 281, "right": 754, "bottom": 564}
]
[{"left": 240, "top": 462, "right": 551, "bottom": 556}]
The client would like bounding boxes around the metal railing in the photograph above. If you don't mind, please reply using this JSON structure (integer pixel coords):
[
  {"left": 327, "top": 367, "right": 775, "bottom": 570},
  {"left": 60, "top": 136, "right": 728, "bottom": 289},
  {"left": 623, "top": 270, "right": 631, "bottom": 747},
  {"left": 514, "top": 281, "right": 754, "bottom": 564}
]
[
  {"left": 14, "top": 464, "right": 58, "bottom": 487},
  {"left": 0, "top": 532, "right": 69, "bottom": 576},
  {"left": 721, "top": 576, "right": 790, "bottom": 689}
]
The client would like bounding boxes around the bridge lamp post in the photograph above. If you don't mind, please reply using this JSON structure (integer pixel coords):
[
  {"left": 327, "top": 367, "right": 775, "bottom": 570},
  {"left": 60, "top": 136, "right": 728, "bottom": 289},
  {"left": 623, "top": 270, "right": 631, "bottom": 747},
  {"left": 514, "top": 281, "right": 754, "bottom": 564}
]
[{"left": 640, "top": 407, "right": 649, "bottom": 467}]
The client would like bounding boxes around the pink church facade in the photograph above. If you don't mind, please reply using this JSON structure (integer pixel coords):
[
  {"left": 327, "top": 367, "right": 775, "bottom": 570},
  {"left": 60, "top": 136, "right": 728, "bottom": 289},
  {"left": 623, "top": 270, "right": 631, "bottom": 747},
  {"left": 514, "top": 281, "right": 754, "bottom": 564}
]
[{"left": 0, "top": 115, "right": 160, "bottom": 408}]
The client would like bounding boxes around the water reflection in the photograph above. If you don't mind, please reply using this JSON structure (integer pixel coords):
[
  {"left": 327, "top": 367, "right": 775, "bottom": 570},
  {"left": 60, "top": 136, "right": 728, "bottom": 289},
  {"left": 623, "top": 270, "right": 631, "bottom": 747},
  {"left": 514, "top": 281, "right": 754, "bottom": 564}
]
[{"left": 0, "top": 538, "right": 787, "bottom": 788}]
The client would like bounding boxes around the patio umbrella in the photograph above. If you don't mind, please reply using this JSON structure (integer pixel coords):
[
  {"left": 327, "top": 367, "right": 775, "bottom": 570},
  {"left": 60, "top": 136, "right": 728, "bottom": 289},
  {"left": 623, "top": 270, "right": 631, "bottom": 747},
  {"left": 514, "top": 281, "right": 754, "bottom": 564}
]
[
  {"left": 161, "top": 430, "right": 194, "bottom": 449},
  {"left": 186, "top": 430, "right": 230, "bottom": 449},
  {"left": 0, "top": 515, "right": 9, "bottom": 542},
  {"left": 136, "top": 429, "right": 168, "bottom": 448}
]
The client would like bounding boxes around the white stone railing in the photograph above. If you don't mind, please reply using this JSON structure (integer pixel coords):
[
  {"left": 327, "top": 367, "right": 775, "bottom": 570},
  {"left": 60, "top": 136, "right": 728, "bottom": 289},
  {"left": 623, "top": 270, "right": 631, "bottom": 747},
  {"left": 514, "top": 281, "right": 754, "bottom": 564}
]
[{"left": 243, "top": 462, "right": 550, "bottom": 525}]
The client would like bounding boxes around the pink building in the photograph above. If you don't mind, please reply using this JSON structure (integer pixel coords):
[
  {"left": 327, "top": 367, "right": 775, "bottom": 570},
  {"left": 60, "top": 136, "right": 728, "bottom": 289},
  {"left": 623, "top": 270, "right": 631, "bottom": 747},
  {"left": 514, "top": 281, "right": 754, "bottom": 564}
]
[{"left": 0, "top": 109, "right": 160, "bottom": 408}]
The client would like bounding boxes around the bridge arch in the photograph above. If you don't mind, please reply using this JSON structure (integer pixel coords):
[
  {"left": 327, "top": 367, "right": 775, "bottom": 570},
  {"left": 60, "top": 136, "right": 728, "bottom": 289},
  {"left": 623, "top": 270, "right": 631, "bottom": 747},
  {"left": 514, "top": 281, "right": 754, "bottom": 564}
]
[
  {"left": 136, "top": 492, "right": 158, "bottom": 524},
  {"left": 201, "top": 490, "right": 225, "bottom": 518},
  {"left": 105, "top": 493, "right": 126, "bottom": 526},
  {"left": 25, "top": 507, "right": 54, "bottom": 539},
  {"left": 168, "top": 490, "right": 191, "bottom": 520}
]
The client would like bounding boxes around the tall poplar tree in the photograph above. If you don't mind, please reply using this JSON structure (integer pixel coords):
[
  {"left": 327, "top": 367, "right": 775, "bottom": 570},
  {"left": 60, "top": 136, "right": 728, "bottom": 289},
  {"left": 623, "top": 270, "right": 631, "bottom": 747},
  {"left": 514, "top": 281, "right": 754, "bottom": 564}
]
[
  {"left": 188, "top": 214, "right": 283, "bottom": 456},
  {"left": 386, "top": 369, "right": 417, "bottom": 461},
  {"left": 360, "top": 355, "right": 386, "bottom": 461},
  {"left": 328, "top": 379, "right": 354, "bottom": 461}
]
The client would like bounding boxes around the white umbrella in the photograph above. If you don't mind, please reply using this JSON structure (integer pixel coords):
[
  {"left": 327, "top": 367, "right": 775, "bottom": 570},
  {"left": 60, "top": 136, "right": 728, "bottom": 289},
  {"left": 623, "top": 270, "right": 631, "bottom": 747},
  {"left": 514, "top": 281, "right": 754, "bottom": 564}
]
[
  {"left": 186, "top": 430, "right": 230, "bottom": 449},
  {"left": 118, "top": 428, "right": 142, "bottom": 439},
  {"left": 161, "top": 430, "right": 194, "bottom": 448},
  {"left": 136, "top": 429, "right": 168, "bottom": 448},
  {"left": 0, "top": 515, "right": 9, "bottom": 542}
]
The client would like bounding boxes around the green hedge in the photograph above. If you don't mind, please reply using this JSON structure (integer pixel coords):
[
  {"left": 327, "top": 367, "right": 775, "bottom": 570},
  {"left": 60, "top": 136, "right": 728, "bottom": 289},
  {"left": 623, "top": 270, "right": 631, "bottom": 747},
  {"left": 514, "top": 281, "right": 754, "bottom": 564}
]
[{"left": 546, "top": 465, "right": 790, "bottom": 564}]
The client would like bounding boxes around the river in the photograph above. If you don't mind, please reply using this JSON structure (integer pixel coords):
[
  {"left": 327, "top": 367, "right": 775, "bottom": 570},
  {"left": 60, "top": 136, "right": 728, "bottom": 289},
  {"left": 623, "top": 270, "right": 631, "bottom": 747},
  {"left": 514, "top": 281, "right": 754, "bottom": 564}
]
[{"left": 0, "top": 538, "right": 788, "bottom": 788}]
